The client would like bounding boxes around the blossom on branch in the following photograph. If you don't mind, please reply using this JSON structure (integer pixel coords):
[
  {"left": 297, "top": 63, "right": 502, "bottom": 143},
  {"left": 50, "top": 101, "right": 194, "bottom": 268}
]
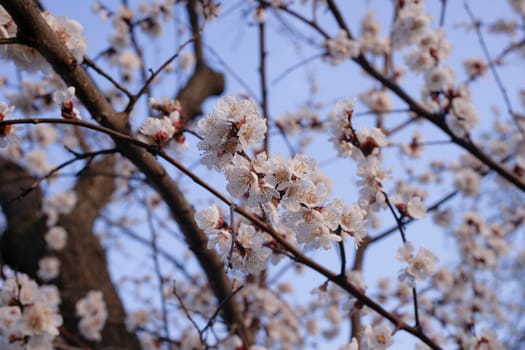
[
  {"left": 76, "top": 290, "right": 108, "bottom": 341},
  {"left": 0, "top": 101, "right": 20, "bottom": 147}
]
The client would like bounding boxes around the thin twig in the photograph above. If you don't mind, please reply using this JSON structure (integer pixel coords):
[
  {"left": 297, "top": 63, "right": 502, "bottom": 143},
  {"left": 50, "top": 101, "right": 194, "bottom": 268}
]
[
  {"left": 258, "top": 12, "right": 270, "bottom": 153},
  {"left": 127, "top": 37, "right": 194, "bottom": 114},
  {"left": 8, "top": 147, "right": 117, "bottom": 203},
  {"left": 144, "top": 193, "right": 172, "bottom": 345},
  {"left": 83, "top": 56, "right": 133, "bottom": 99},
  {"left": 172, "top": 281, "right": 204, "bottom": 345},
  {"left": 439, "top": 0, "right": 448, "bottom": 27},
  {"left": 201, "top": 284, "right": 245, "bottom": 334},
  {"left": 464, "top": 0, "right": 525, "bottom": 139}
]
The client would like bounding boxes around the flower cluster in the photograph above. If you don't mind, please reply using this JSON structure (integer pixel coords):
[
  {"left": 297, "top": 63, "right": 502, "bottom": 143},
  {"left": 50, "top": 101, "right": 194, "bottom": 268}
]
[
  {"left": 138, "top": 98, "right": 188, "bottom": 150},
  {"left": 323, "top": 30, "right": 360, "bottom": 65},
  {"left": 75, "top": 290, "right": 108, "bottom": 341},
  {"left": 392, "top": 2, "right": 431, "bottom": 48},
  {"left": 0, "top": 273, "right": 62, "bottom": 349},
  {"left": 198, "top": 95, "right": 267, "bottom": 169},
  {"left": 359, "top": 89, "right": 392, "bottom": 115},
  {"left": 195, "top": 96, "right": 375, "bottom": 273},
  {"left": 397, "top": 241, "right": 439, "bottom": 286},
  {"left": 0, "top": 6, "right": 87, "bottom": 72},
  {"left": 360, "top": 10, "right": 390, "bottom": 55},
  {"left": 453, "top": 212, "right": 510, "bottom": 269},
  {"left": 404, "top": 29, "right": 452, "bottom": 72},
  {"left": 329, "top": 98, "right": 388, "bottom": 160}
]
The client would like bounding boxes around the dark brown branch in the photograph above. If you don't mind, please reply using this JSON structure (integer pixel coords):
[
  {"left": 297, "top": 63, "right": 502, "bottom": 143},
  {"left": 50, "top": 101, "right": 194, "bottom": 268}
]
[{"left": 258, "top": 13, "right": 270, "bottom": 153}]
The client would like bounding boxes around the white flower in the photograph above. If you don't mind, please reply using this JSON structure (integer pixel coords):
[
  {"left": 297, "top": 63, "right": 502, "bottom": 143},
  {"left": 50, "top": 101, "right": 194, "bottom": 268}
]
[
  {"left": 338, "top": 337, "right": 359, "bottom": 350},
  {"left": 433, "top": 207, "right": 452, "bottom": 227},
  {"left": 0, "top": 273, "right": 62, "bottom": 347},
  {"left": 323, "top": 30, "right": 360, "bottom": 65},
  {"left": 54, "top": 86, "right": 82, "bottom": 120},
  {"left": 280, "top": 179, "right": 322, "bottom": 211},
  {"left": 45, "top": 226, "right": 68, "bottom": 250},
  {"left": 396, "top": 241, "right": 415, "bottom": 262},
  {"left": 53, "top": 86, "right": 75, "bottom": 104},
  {"left": 76, "top": 290, "right": 108, "bottom": 341},
  {"left": 406, "top": 197, "right": 427, "bottom": 219},
  {"left": 357, "top": 156, "right": 391, "bottom": 211},
  {"left": 195, "top": 204, "right": 222, "bottom": 233},
  {"left": 0, "top": 306, "right": 21, "bottom": 331},
  {"left": 47, "top": 191, "right": 77, "bottom": 214},
  {"left": 356, "top": 127, "right": 388, "bottom": 158},
  {"left": 392, "top": 3, "right": 431, "bottom": 48},
  {"left": 207, "top": 228, "right": 232, "bottom": 255},
  {"left": 360, "top": 89, "right": 392, "bottom": 114},
  {"left": 1, "top": 273, "right": 39, "bottom": 305},
  {"left": 454, "top": 168, "right": 481, "bottom": 197},
  {"left": 138, "top": 116, "right": 175, "bottom": 145},
  {"left": 125, "top": 310, "right": 149, "bottom": 332},
  {"left": 0, "top": 11, "right": 86, "bottom": 72},
  {"left": 25, "top": 149, "right": 54, "bottom": 176},
  {"left": 285, "top": 206, "right": 338, "bottom": 249},
  {"left": 464, "top": 57, "right": 487, "bottom": 78},
  {"left": 0, "top": 101, "right": 20, "bottom": 147},
  {"left": 43, "top": 12, "right": 87, "bottom": 64},
  {"left": 37, "top": 256, "right": 60, "bottom": 281},
  {"left": 405, "top": 49, "right": 435, "bottom": 72},
  {"left": 407, "top": 247, "right": 439, "bottom": 281},
  {"left": 361, "top": 10, "right": 380, "bottom": 41},
  {"left": 364, "top": 324, "right": 394, "bottom": 350},
  {"left": 225, "top": 153, "right": 258, "bottom": 198},
  {"left": 401, "top": 131, "right": 424, "bottom": 158},
  {"left": 447, "top": 97, "right": 479, "bottom": 137},
  {"left": 339, "top": 204, "right": 368, "bottom": 247},
  {"left": 20, "top": 301, "right": 62, "bottom": 336},
  {"left": 418, "top": 29, "right": 452, "bottom": 62},
  {"left": 198, "top": 96, "right": 266, "bottom": 169},
  {"left": 424, "top": 66, "right": 455, "bottom": 92},
  {"left": 260, "top": 155, "right": 292, "bottom": 188}
]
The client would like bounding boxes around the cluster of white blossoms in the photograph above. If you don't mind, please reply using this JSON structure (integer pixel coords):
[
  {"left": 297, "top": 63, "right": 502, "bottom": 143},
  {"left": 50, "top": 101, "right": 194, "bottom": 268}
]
[
  {"left": 37, "top": 226, "right": 68, "bottom": 282},
  {"left": 0, "top": 6, "right": 87, "bottom": 72},
  {"left": 392, "top": 1, "right": 432, "bottom": 48},
  {"left": 323, "top": 30, "right": 361, "bottom": 65},
  {"left": 397, "top": 241, "right": 439, "bottom": 287},
  {"left": 0, "top": 273, "right": 63, "bottom": 349},
  {"left": 138, "top": 98, "right": 188, "bottom": 151},
  {"left": 75, "top": 290, "right": 108, "bottom": 341},
  {"left": 359, "top": 89, "right": 392, "bottom": 115},
  {"left": 447, "top": 95, "right": 480, "bottom": 137},
  {"left": 195, "top": 96, "right": 379, "bottom": 272},
  {"left": 197, "top": 95, "right": 267, "bottom": 169},
  {"left": 454, "top": 212, "right": 510, "bottom": 269},
  {"left": 196, "top": 94, "right": 430, "bottom": 274},
  {"left": 359, "top": 10, "right": 390, "bottom": 55},
  {"left": 405, "top": 28, "right": 452, "bottom": 72},
  {"left": 463, "top": 57, "right": 488, "bottom": 79},
  {"left": 329, "top": 99, "right": 406, "bottom": 213},
  {"left": 388, "top": 0, "right": 481, "bottom": 139}
]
